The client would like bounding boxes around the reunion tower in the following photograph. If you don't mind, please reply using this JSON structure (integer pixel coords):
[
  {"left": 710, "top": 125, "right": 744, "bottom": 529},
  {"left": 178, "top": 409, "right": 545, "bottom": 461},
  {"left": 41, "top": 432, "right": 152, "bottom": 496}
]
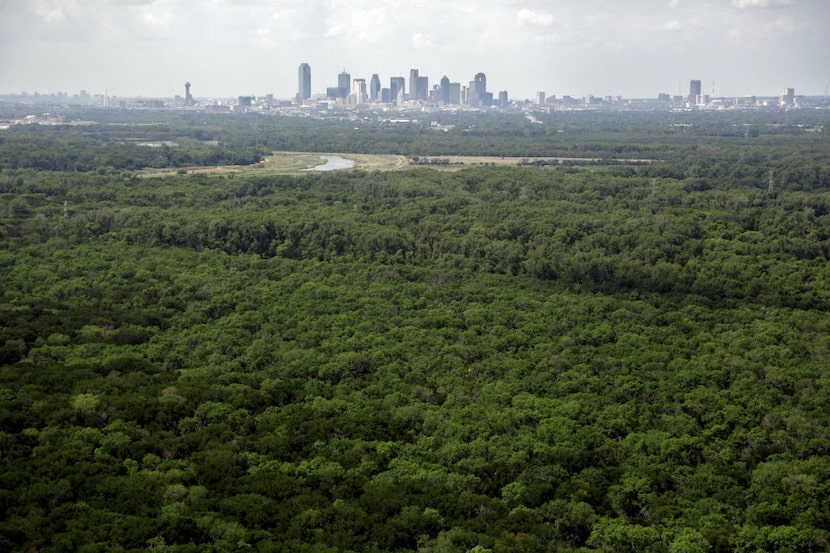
[{"left": 184, "top": 82, "right": 194, "bottom": 106}]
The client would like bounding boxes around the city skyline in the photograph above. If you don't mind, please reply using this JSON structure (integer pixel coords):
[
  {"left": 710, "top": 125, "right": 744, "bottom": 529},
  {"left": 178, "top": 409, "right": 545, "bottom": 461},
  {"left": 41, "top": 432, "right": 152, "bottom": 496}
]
[{"left": 1, "top": 0, "right": 828, "bottom": 100}]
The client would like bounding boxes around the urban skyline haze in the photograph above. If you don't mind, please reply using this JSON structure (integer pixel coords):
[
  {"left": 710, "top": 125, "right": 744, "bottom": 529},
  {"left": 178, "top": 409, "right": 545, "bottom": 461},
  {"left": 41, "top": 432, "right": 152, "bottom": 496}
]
[{"left": 1, "top": 0, "right": 828, "bottom": 101}]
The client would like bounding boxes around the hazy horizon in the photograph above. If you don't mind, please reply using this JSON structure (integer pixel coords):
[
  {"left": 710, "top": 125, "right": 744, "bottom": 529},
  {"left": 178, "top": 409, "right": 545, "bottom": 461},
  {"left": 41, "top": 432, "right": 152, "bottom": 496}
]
[{"left": 1, "top": 0, "right": 828, "bottom": 101}]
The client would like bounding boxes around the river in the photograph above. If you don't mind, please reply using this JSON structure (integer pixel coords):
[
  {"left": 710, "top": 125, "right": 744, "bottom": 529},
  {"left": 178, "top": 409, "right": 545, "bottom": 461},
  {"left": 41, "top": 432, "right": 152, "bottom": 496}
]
[{"left": 304, "top": 155, "right": 356, "bottom": 171}]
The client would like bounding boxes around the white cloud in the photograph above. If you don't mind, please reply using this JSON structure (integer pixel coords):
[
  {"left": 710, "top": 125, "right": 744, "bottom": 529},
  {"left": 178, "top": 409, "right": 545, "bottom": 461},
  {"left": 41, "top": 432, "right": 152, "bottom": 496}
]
[
  {"left": 325, "top": 23, "right": 346, "bottom": 38},
  {"left": 733, "top": 0, "right": 794, "bottom": 8},
  {"left": 517, "top": 8, "right": 555, "bottom": 26},
  {"left": 765, "top": 15, "right": 798, "bottom": 33},
  {"left": 34, "top": 3, "right": 67, "bottom": 23},
  {"left": 412, "top": 32, "right": 435, "bottom": 48},
  {"left": 349, "top": 9, "right": 387, "bottom": 42},
  {"left": 1, "top": 0, "right": 827, "bottom": 99},
  {"left": 108, "top": 0, "right": 154, "bottom": 5}
]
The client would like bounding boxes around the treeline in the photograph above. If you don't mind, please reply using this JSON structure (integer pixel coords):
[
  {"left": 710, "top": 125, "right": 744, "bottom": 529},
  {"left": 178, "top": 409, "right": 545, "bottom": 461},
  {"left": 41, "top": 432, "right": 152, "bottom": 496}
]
[
  {"left": 1, "top": 109, "right": 828, "bottom": 172},
  {"left": 0, "top": 127, "right": 266, "bottom": 173}
]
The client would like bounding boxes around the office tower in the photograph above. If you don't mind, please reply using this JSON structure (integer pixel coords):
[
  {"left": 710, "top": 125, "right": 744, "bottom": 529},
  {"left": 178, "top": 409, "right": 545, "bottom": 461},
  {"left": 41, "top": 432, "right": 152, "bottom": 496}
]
[
  {"left": 474, "top": 72, "right": 486, "bottom": 97},
  {"left": 780, "top": 87, "right": 795, "bottom": 106},
  {"left": 440, "top": 76, "right": 450, "bottom": 104},
  {"left": 338, "top": 70, "right": 351, "bottom": 90},
  {"left": 498, "top": 90, "right": 508, "bottom": 107},
  {"left": 689, "top": 80, "right": 701, "bottom": 105},
  {"left": 353, "top": 79, "right": 367, "bottom": 104},
  {"left": 381, "top": 88, "right": 391, "bottom": 103},
  {"left": 449, "top": 82, "right": 461, "bottom": 105},
  {"left": 467, "top": 81, "right": 477, "bottom": 106},
  {"left": 390, "top": 77, "right": 405, "bottom": 103},
  {"left": 369, "top": 74, "right": 381, "bottom": 101},
  {"left": 409, "top": 69, "right": 419, "bottom": 100},
  {"left": 418, "top": 76, "right": 428, "bottom": 101},
  {"left": 328, "top": 70, "right": 350, "bottom": 99},
  {"left": 469, "top": 72, "right": 486, "bottom": 106},
  {"left": 298, "top": 63, "right": 311, "bottom": 102},
  {"left": 536, "top": 91, "right": 546, "bottom": 106}
]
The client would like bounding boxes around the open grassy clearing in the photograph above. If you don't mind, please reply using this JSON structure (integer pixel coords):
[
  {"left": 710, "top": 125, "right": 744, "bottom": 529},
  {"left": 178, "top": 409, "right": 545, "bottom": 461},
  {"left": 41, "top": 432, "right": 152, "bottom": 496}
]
[
  {"left": 138, "top": 152, "right": 408, "bottom": 177},
  {"left": 138, "top": 151, "right": 652, "bottom": 177}
]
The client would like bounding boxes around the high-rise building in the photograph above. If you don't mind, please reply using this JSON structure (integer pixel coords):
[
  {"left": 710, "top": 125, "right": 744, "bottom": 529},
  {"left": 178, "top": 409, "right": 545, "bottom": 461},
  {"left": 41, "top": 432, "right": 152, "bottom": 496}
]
[
  {"left": 440, "top": 76, "right": 450, "bottom": 105},
  {"left": 409, "top": 69, "right": 419, "bottom": 100},
  {"left": 469, "top": 72, "right": 487, "bottom": 106},
  {"left": 338, "top": 70, "right": 351, "bottom": 90},
  {"left": 298, "top": 63, "right": 311, "bottom": 102},
  {"left": 418, "top": 76, "right": 428, "bottom": 101},
  {"left": 498, "top": 90, "right": 508, "bottom": 107},
  {"left": 369, "top": 74, "right": 381, "bottom": 101},
  {"left": 449, "top": 82, "right": 461, "bottom": 105},
  {"left": 536, "top": 91, "right": 546, "bottom": 106},
  {"left": 353, "top": 79, "right": 367, "bottom": 105},
  {"left": 328, "top": 70, "right": 350, "bottom": 99},
  {"left": 689, "top": 80, "right": 702, "bottom": 105},
  {"left": 390, "top": 77, "right": 405, "bottom": 103},
  {"left": 780, "top": 87, "right": 795, "bottom": 106}
]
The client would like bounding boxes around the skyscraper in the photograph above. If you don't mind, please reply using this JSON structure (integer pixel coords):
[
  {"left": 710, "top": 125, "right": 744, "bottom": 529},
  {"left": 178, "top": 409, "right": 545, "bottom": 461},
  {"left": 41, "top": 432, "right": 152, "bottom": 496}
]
[
  {"left": 469, "top": 72, "right": 487, "bottom": 106},
  {"left": 369, "top": 74, "right": 381, "bottom": 101},
  {"left": 390, "top": 77, "right": 405, "bottom": 103},
  {"left": 418, "top": 76, "right": 428, "bottom": 101},
  {"left": 409, "top": 69, "right": 419, "bottom": 100},
  {"left": 336, "top": 70, "right": 351, "bottom": 99},
  {"left": 440, "top": 76, "right": 450, "bottom": 105},
  {"left": 689, "top": 80, "right": 701, "bottom": 105},
  {"left": 298, "top": 63, "right": 311, "bottom": 102},
  {"left": 448, "top": 82, "right": 461, "bottom": 105},
  {"left": 353, "top": 78, "right": 367, "bottom": 105}
]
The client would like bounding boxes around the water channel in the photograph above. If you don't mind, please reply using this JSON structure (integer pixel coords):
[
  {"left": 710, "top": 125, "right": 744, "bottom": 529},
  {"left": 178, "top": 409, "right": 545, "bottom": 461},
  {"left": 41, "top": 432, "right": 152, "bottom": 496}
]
[{"left": 304, "top": 155, "right": 355, "bottom": 171}]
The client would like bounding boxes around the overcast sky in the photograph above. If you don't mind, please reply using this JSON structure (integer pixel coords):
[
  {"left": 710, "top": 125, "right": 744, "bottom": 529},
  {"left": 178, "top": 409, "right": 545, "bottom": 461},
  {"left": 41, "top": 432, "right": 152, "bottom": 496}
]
[{"left": 1, "top": 0, "right": 828, "bottom": 100}]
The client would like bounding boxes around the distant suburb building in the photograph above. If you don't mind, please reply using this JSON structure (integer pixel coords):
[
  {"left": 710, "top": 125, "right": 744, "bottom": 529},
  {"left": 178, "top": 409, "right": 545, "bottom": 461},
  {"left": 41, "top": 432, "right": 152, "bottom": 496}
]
[{"left": 689, "top": 79, "right": 702, "bottom": 105}]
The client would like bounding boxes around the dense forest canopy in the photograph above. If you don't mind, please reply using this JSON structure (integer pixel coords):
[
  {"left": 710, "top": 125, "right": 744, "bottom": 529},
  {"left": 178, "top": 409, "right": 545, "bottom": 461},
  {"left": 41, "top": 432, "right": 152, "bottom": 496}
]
[{"left": 1, "top": 108, "right": 829, "bottom": 552}]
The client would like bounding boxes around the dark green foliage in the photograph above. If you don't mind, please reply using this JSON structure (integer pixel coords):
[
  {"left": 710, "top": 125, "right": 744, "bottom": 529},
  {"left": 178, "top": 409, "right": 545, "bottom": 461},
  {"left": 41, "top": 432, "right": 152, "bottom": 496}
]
[{"left": 1, "top": 110, "right": 829, "bottom": 552}]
